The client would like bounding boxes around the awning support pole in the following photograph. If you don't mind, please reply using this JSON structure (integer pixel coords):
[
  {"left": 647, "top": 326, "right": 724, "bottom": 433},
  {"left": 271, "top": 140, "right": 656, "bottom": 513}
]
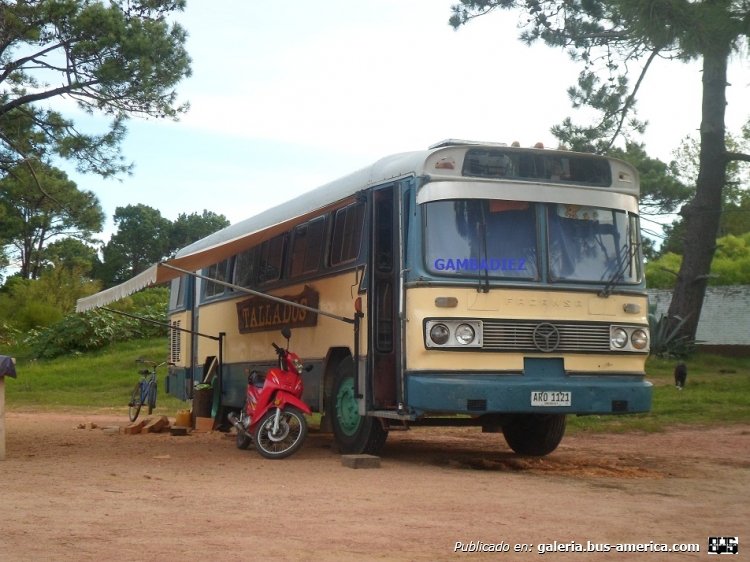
[{"left": 160, "top": 263, "right": 355, "bottom": 325}]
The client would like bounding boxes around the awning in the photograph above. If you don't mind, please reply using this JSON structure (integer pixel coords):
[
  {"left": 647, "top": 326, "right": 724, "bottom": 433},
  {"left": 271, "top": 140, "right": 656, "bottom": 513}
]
[
  {"left": 76, "top": 264, "right": 168, "bottom": 312},
  {"left": 75, "top": 192, "right": 357, "bottom": 313}
]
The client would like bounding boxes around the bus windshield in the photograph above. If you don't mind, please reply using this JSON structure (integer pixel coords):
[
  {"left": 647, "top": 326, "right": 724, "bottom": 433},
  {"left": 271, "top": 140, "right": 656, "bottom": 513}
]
[
  {"left": 548, "top": 204, "right": 639, "bottom": 284},
  {"left": 424, "top": 199, "right": 539, "bottom": 280},
  {"left": 423, "top": 200, "right": 640, "bottom": 285}
]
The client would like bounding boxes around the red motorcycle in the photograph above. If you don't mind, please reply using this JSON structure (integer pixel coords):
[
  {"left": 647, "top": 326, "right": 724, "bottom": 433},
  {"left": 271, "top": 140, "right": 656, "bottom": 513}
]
[{"left": 228, "top": 328, "right": 311, "bottom": 459}]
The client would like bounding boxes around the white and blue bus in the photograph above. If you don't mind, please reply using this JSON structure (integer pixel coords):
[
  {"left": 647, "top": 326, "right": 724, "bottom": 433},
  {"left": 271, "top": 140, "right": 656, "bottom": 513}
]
[{"left": 79, "top": 140, "right": 652, "bottom": 456}]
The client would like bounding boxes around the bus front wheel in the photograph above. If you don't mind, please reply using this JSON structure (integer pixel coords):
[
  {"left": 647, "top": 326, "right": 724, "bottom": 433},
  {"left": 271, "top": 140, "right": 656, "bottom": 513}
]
[
  {"left": 329, "top": 357, "right": 388, "bottom": 455},
  {"left": 502, "top": 414, "right": 566, "bottom": 456}
]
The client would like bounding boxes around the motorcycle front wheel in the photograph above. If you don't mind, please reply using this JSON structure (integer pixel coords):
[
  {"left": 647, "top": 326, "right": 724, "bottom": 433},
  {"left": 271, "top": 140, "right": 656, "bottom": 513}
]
[{"left": 253, "top": 406, "right": 307, "bottom": 460}]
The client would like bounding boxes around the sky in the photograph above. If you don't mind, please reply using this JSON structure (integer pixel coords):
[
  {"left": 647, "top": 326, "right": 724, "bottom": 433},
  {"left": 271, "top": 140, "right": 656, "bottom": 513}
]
[{"left": 59, "top": 0, "right": 750, "bottom": 243}]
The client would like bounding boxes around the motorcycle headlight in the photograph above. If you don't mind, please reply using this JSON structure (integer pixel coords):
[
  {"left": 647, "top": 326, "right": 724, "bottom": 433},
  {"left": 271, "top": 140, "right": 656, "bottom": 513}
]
[
  {"left": 429, "top": 323, "right": 450, "bottom": 345},
  {"left": 292, "top": 358, "right": 304, "bottom": 373},
  {"left": 455, "top": 323, "right": 476, "bottom": 345},
  {"left": 630, "top": 329, "right": 649, "bottom": 350},
  {"left": 610, "top": 327, "right": 628, "bottom": 349}
]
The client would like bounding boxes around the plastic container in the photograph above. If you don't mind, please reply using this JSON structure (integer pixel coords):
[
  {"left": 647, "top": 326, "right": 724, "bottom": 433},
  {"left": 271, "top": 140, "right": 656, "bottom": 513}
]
[{"left": 174, "top": 409, "right": 191, "bottom": 427}]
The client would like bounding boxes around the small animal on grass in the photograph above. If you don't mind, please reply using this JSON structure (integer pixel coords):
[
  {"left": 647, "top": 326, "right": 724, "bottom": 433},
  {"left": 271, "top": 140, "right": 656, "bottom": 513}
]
[{"left": 674, "top": 362, "right": 687, "bottom": 390}]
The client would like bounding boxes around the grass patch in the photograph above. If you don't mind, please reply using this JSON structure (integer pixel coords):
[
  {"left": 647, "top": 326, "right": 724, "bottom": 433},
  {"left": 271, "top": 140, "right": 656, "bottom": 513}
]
[
  {"left": 3, "top": 337, "right": 186, "bottom": 415},
  {"left": 568, "top": 353, "right": 750, "bottom": 433}
]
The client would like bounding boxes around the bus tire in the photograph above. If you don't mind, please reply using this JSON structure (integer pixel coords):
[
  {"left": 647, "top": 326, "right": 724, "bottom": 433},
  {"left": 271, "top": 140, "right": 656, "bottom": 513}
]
[
  {"left": 502, "top": 414, "right": 566, "bottom": 456},
  {"left": 329, "top": 357, "right": 388, "bottom": 455}
]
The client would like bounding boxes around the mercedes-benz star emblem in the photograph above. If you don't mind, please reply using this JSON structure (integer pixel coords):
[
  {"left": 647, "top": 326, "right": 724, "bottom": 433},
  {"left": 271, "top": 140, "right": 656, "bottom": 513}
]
[{"left": 532, "top": 322, "right": 560, "bottom": 352}]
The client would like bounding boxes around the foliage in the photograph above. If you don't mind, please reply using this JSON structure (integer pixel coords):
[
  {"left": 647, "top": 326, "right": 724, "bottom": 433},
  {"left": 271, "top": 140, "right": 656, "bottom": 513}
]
[
  {"left": 0, "top": 267, "right": 101, "bottom": 332},
  {"left": 0, "top": 0, "right": 191, "bottom": 177},
  {"left": 23, "top": 287, "right": 169, "bottom": 359},
  {"left": 169, "top": 210, "right": 230, "bottom": 255},
  {"left": 0, "top": 163, "right": 104, "bottom": 278},
  {"left": 0, "top": 320, "right": 21, "bottom": 347},
  {"left": 647, "top": 310, "right": 694, "bottom": 359},
  {"left": 43, "top": 238, "right": 99, "bottom": 275},
  {"left": 646, "top": 232, "right": 750, "bottom": 288},
  {"left": 645, "top": 252, "right": 682, "bottom": 289},
  {"left": 97, "top": 204, "right": 172, "bottom": 285}
]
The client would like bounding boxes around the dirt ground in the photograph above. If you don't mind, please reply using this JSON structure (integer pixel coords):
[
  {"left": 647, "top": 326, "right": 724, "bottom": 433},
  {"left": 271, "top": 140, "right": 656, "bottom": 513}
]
[{"left": 0, "top": 412, "right": 748, "bottom": 561}]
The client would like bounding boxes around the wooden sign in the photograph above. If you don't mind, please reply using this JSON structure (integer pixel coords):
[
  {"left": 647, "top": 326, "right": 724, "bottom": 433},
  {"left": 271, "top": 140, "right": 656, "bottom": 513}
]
[{"left": 236, "top": 286, "right": 319, "bottom": 334}]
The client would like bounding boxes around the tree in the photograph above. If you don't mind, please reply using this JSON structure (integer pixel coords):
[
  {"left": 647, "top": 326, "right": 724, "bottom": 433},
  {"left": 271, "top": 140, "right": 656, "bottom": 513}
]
[
  {"left": 44, "top": 237, "right": 99, "bottom": 275},
  {"left": 0, "top": 0, "right": 191, "bottom": 177},
  {"left": 169, "top": 210, "right": 230, "bottom": 255},
  {"left": 0, "top": 162, "right": 103, "bottom": 279},
  {"left": 450, "top": 0, "right": 750, "bottom": 339},
  {"left": 98, "top": 204, "right": 171, "bottom": 285}
]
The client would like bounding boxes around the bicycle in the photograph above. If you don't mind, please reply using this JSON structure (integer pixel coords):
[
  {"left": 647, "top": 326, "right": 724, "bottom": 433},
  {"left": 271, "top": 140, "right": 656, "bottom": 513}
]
[{"left": 128, "top": 359, "right": 170, "bottom": 422}]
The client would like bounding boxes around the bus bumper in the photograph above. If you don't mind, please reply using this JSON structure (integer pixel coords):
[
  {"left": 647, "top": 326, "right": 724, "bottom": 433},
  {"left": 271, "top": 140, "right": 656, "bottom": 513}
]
[{"left": 405, "top": 369, "right": 652, "bottom": 415}]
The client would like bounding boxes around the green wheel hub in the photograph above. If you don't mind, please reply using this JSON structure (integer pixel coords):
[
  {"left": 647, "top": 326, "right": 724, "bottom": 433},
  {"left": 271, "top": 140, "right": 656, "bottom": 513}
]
[{"left": 335, "top": 376, "right": 361, "bottom": 437}]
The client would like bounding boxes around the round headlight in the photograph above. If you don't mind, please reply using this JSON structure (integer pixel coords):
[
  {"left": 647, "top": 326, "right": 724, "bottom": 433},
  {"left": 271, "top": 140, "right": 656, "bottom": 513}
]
[
  {"left": 429, "top": 323, "right": 450, "bottom": 345},
  {"left": 455, "top": 323, "right": 476, "bottom": 345},
  {"left": 611, "top": 327, "right": 628, "bottom": 349},
  {"left": 630, "top": 329, "right": 649, "bottom": 350}
]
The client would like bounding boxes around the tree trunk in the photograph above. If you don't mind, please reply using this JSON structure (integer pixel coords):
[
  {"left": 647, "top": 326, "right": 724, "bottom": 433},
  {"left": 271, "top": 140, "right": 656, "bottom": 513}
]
[{"left": 666, "top": 46, "right": 729, "bottom": 340}]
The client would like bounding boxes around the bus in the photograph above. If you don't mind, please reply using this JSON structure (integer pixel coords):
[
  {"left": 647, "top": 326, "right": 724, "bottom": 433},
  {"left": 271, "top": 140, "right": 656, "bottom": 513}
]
[{"left": 78, "top": 139, "right": 652, "bottom": 456}]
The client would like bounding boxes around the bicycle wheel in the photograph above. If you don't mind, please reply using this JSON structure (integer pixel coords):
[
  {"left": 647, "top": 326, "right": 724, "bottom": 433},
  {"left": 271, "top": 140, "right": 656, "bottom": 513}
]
[
  {"left": 147, "top": 381, "right": 157, "bottom": 415},
  {"left": 129, "top": 382, "right": 143, "bottom": 422}
]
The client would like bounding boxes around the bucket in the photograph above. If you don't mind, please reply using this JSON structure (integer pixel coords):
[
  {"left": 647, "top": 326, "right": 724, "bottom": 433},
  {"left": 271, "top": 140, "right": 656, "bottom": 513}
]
[{"left": 174, "top": 409, "right": 191, "bottom": 427}]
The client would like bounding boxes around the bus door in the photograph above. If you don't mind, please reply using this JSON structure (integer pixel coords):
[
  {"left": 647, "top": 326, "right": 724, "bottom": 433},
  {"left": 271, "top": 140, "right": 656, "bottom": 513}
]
[{"left": 367, "top": 184, "right": 403, "bottom": 410}]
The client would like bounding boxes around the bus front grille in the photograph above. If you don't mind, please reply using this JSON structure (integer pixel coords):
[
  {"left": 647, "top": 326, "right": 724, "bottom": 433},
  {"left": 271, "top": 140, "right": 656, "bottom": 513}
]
[{"left": 482, "top": 320, "right": 611, "bottom": 353}]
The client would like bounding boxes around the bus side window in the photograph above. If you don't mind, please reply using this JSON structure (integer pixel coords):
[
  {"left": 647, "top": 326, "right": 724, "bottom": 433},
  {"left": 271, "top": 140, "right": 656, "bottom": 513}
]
[
  {"left": 234, "top": 247, "right": 258, "bottom": 288},
  {"left": 258, "top": 233, "right": 287, "bottom": 284},
  {"left": 330, "top": 201, "right": 365, "bottom": 266},
  {"left": 290, "top": 216, "right": 326, "bottom": 278},
  {"left": 204, "top": 260, "right": 228, "bottom": 297},
  {"left": 168, "top": 276, "right": 184, "bottom": 311}
]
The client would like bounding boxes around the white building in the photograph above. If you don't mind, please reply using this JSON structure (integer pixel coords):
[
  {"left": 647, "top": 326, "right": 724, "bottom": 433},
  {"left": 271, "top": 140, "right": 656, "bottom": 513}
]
[{"left": 648, "top": 285, "right": 750, "bottom": 355}]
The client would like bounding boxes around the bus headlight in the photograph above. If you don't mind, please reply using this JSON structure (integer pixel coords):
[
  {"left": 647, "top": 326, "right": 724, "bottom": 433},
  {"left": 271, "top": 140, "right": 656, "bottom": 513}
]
[
  {"left": 630, "top": 329, "right": 649, "bottom": 350},
  {"left": 429, "top": 323, "right": 450, "bottom": 345},
  {"left": 455, "top": 323, "right": 476, "bottom": 345},
  {"left": 610, "top": 327, "right": 628, "bottom": 349},
  {"left": 425, "top": 319, "right": 483, "bottom": 348},
  {"left": 609, "top": 325, "right": 649, "bottom": 352}
]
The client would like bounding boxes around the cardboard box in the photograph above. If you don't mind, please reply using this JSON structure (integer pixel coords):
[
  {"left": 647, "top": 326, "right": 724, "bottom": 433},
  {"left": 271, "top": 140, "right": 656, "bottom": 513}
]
[{"left": 194, "top": 416, "right": 214, "bottom": 432}]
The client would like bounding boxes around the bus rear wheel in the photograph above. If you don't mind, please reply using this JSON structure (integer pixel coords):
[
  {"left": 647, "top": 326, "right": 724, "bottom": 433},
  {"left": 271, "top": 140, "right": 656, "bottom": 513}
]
[
  {"left": 329, "top": 357, "right": 388, "bottom": 455},
  {"left": 502, "top": 414, "right": 566, "bottom": 456}
]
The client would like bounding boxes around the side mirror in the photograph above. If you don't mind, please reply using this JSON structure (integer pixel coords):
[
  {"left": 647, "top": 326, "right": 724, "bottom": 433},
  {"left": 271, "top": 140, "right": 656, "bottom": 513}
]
[{"left": 281, "top": 326, "right": 292, "bottom": 341}]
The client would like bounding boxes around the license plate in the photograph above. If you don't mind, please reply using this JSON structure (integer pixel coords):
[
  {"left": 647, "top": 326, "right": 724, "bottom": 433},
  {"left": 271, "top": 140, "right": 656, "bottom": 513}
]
[{"left": 531, "top": 391, "right": 571, "bottom": 407}]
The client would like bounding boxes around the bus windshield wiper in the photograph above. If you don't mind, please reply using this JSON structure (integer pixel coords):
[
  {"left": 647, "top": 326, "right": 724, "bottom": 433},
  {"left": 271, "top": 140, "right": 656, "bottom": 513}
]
[
  {"left": 478, "top": 218, "right": 490, "bottom": 293},
  {"left": 598, "top": 242, "right": 636, "bottom": 298}
]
